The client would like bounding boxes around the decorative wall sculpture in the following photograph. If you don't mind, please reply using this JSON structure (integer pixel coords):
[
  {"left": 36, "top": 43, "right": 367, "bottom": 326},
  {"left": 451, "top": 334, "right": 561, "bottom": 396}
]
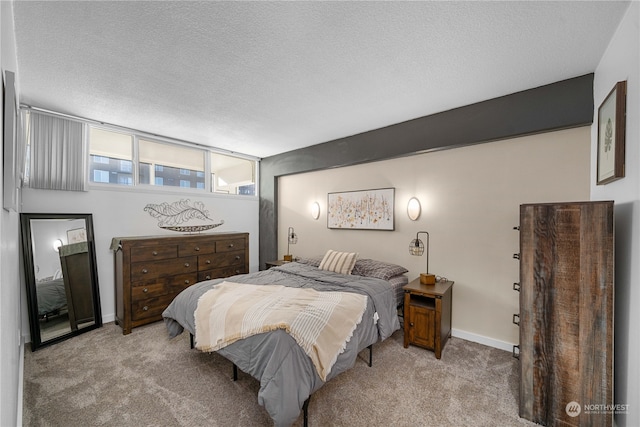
[{"left": 144, "top": 199, "right": 224, "bottom": 233}]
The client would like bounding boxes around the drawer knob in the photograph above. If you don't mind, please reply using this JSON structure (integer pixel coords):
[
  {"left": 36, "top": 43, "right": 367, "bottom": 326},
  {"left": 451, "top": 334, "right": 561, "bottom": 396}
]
[
  {"left": 195, "top": 246, "right": 200, "bottom": 251},
  {"left": 184, "top": 280, "right": 190, "bottom": 285},
  {"left": 184, "top": 262, "right": 190, "bottom": 267},
  {"left": 143, "top": 306, "right": 149, "bottom": 311},
  {"left": 205, "top": 275, "right": 211, "bottom": 280},
  {"left": 206, "top": 259, "right": 211, "bottom": 264},
  {"left": 143, "top": 288, "right": 148, "bottom": 293},
  {"left": 152, "top": 251, "right": 158, "bottom": 256},
  {"left": 235, "top": 255, "right": 240, "bottom": 260},
  {"left": 409, "top": 322, "right": 414, "bottom": 327},
  {"left": 235, "top": 269, "right": 240, "bottom": 274},
  {"left": 513, "top": 282, "right": 521, "bottom": 292},
  {"left": 228, "top": 243, "right": 234, "bottom": 248},
  {"left": 142, "top": 268, "right": 148, "bottom": 274}
]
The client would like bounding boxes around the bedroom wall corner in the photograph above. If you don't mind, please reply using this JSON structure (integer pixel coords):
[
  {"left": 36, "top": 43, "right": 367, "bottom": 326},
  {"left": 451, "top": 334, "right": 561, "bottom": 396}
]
[
  {"left": 1, "top": 1, "right": 24, "bottom": 426},
  {"left": 590, "top": 3, "right": 640, "bottom": 426},
  {"left": 277, "top": 127, "right": 590, "bottom": 349}
]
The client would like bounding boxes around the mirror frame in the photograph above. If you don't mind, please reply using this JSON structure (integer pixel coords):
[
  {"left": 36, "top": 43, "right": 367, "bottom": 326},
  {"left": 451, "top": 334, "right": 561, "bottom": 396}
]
[{"left": 20, "top": 213, "right": 102, "bottom": 351}]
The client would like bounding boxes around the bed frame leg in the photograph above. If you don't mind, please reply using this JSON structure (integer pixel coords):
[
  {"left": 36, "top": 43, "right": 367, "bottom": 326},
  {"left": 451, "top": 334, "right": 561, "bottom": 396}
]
[
  {"left": 233, "top": 364, "right": 238, "bottom": 381},
  {"left": 303, "top": 397, "right": 310, "bottom": 427},
  {"left": 368, "top": 344, "right": 373, "bottom": 367},
  {"left": 190, "top": 333, "right": 194, "bottom": 349}
]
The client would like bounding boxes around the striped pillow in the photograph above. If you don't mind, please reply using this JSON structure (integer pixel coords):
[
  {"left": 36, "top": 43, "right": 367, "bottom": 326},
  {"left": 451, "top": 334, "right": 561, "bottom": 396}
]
[{"left": 318, "top": 250, "right": 358, "bottom": 275}]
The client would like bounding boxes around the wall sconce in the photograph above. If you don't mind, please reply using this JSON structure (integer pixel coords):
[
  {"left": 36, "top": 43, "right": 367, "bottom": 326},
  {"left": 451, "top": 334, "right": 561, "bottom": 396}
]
[
  {"left": 311, "top": 202, "right": 320, "bottom": 220},
  {"left": 284, "top": 227, "right": 298, "bottom": 261},
  {"left": 407, "top": 197, "right": 421, "bottom": 221},
  {"left": 409, "top": 231, "right": 435, "bottom": 285},
  {"left": 52, "top": 239, "right": 63, "bottom": 252}
]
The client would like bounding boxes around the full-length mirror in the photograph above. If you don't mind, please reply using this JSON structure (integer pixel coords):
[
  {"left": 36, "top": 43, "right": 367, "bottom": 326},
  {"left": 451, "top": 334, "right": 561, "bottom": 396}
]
[{"left": 21, "top": 213, "right": 102, "bottom": 351}]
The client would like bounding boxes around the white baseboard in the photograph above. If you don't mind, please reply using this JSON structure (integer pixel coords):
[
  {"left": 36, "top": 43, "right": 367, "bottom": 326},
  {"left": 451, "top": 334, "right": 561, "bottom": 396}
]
[
  {"left": 451, "top": 328, "right": 516, "bottom": 353},
  {"left": 17, "top": 336, "right": 24, "bottom": 427}
]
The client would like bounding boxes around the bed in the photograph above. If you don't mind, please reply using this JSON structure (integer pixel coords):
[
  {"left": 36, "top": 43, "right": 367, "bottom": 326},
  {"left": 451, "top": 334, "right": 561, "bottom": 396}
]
[
  {"left": 163, "top": 257, "right": 407, "bottom": 427},
  {"left": 35, "top": 271, "right": 67, "bottom": 319}
]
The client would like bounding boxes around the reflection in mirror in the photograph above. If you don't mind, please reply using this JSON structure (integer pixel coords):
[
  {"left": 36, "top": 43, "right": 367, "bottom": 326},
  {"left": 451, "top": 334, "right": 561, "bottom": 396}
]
[{"left": 21, "top": 213, "right": 102, "bottom": 351}]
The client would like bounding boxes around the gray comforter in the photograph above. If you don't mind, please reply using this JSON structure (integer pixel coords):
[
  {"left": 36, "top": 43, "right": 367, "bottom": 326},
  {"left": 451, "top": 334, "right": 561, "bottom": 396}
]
[{"left": 162, "top": 262, "right": 400, "bottom": 427}]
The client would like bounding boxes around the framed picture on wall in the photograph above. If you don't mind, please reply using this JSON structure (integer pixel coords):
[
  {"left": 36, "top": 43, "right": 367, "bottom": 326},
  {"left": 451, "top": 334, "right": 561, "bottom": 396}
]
[
  {"left": 67, "top": 227, "right": 87, "bottom": 244},
  {"left": 327, "top": 188, "right": 395, "bottom": 230},
  {"left": 597, "top": 80, "right": 626, "bottom": 185}
]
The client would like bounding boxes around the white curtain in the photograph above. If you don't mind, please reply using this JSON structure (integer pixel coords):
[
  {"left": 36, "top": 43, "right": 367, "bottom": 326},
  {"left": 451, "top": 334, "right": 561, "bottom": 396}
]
[{"left": 27, "top": 112, "right": 86, "bottom": 191}]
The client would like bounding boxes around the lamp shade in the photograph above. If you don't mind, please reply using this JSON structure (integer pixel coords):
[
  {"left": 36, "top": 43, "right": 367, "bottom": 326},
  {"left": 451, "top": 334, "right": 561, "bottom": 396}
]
[
  {"left": 407, "top": 197, "right": 421, "bottom": 221},
  {"left": 311, "top": 202, "right": 320, "bottom": 220},
  {"left": 285, "top": 226, "right": 297, "bottom": 261},
  {"left": 288, "top": 227, "right": 298, "bottom": 244},
  {"left": 409, "top": 238, "right": 424, "bottom": 255}
]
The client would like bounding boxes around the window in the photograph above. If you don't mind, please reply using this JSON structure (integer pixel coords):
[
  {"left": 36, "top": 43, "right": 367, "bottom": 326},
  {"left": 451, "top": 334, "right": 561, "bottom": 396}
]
[
  {"left": 139, "top": 139, "right": 205, "bottom": 189},
  {"left": 211, "top": 152, "right": 256, "bottom": 196},
  {"left": 89, "top": 127, "right": 133, "bottom": 185},
  {"left": 120, "top": 160, "right": 132, "bottom": 172},
  {"left": 93, "top": 170, "right": 109, "bottom": 183},
  {"left": 87, "top": 124, "right": 258, "bottom": 196}
]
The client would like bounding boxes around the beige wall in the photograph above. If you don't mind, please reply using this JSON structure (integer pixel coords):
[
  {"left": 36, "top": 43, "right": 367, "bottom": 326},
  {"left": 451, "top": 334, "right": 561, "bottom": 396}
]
[{"left": 278, "top": 126, "right": 590, "bottom": 348}]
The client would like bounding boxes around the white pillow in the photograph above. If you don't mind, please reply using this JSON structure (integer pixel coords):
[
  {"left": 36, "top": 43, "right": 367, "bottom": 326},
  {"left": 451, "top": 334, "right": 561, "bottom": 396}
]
[{"left": 318, "top": 250, "right": 359, "bottom": 275}]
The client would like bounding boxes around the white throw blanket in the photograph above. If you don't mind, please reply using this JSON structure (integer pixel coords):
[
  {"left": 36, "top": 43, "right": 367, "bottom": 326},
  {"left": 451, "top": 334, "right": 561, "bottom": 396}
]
[{"left": 194, "top": 281, "right": 368, "bottom": 381}]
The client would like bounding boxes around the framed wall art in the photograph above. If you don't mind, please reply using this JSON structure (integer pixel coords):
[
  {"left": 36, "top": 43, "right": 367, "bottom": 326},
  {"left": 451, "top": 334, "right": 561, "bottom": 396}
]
[
  {"left": 67, "top": 227, "right": 87, "bottom": 243},
  {"left": 327, "top": 188, "right": 394, "bottom": 230},
  {"left": 597, "top": 80, "right": 626, "bottom": 185}
]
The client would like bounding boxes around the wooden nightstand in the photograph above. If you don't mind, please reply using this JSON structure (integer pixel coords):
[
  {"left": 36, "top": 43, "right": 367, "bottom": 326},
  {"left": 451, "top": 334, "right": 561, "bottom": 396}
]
[
  {"left": 265, "top": 260, "right": 290, "bottom": 269},
  {"left": 403, "top": 278, "right": 454, "bottom": 359}
]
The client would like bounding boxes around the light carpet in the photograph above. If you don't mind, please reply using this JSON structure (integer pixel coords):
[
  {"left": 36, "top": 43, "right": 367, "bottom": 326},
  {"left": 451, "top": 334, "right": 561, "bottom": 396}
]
[{"left": 23, "top": 321, "right": 537, "bottom": 426}]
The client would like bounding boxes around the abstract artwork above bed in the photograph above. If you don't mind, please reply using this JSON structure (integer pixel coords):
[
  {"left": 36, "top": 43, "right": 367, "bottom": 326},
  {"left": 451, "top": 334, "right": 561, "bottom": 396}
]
[{"left": 327, "top": 188, "right": 394, "bottom": 230}]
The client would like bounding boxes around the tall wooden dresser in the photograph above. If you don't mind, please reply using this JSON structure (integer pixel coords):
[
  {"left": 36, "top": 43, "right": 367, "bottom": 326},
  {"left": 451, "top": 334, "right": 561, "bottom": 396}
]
[
  {"left": 515, "top": 201, "right": 613, "bottom": 427},
  {"left": 113, "top": 232, "right": 249, "bottom": 335}
]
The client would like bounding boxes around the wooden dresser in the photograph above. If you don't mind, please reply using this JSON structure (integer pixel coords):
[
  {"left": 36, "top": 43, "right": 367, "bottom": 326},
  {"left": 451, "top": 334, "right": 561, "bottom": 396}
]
[
  {"left": 113, "top": 232, "right": 249, "bottom": 335},
  {"left": 516, "top": 201, "right": 613, "bottom": 427}
]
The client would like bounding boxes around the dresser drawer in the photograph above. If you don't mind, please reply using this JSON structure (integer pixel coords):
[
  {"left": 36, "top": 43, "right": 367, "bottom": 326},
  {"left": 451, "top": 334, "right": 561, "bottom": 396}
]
[
  {"left": 216, "top": 238, "right": 245, "bottom": 253},
  {"left": 131, "top": 273, "right": 197, "bottom": 300},
  {"left": 130, "top": 245, "right": 178, "bottom": 263},
  {"left": 198, "top": 250, "right": 245, "bottom": 271},
  {"left": 198, "top": 265, "right": 247, "bottom": 281},
  {"left": 131, "top": 293, "right": 182, "bottom": 321},
  {"left": 178, "top": 242, "right": 216, "bottom": 257},
  {"left": 131, "top": 256, "right": 197, "bottom": 281}
]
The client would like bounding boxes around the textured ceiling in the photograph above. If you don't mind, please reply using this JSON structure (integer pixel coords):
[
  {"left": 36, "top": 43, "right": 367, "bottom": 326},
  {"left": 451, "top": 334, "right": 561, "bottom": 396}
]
[{"left": 12, "top": 1, "right": 630, "bottom": 158}]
